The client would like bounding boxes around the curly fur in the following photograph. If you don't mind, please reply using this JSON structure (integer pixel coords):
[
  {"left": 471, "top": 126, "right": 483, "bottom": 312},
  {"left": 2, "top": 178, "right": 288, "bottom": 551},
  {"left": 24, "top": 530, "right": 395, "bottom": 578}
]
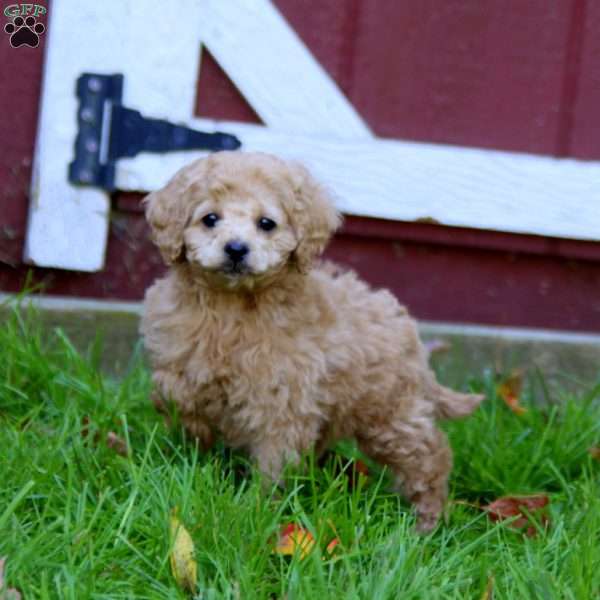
[{"left": 141, "top": 151, "right": 483, "bottom": 532}]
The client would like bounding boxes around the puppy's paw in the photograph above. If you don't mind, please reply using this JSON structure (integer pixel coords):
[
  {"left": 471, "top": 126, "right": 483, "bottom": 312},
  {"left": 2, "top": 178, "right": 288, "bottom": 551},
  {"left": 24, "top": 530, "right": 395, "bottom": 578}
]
[
  {"left": 414, "top": 511, "right": 440, "bottom": 535},
  {"left": 412, "top": 491, "right": 444, "bottom": 534}
]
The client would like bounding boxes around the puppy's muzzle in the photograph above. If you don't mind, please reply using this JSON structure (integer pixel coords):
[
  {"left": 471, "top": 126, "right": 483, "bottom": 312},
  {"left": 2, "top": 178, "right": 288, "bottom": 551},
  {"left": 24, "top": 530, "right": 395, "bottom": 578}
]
[{"left": 224, "top": 240, "right": 250, "bottom": 265}]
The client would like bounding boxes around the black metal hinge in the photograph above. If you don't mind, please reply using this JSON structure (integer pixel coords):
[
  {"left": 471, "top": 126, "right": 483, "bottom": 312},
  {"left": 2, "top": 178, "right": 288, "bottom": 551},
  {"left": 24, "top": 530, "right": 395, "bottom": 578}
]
[{"left": 68, "top": 73, "right": 241, "bottom": 191}]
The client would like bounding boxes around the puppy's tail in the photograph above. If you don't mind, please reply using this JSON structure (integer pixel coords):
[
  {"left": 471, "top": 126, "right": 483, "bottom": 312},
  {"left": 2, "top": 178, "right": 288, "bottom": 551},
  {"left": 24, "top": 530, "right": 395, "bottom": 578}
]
[{"left": 429, "top": 381, "right": 484, "bottom": 420}]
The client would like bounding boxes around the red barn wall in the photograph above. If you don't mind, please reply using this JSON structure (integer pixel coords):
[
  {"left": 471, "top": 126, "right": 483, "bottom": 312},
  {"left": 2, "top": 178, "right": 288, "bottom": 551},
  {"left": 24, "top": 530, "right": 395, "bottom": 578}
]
[{"left": 1, "top": 0, "right": 600, "bottom": 332}]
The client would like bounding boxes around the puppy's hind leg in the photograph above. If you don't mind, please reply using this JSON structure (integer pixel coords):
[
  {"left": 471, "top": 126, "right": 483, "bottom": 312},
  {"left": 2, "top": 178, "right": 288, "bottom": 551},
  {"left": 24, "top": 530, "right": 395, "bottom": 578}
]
[{"left": 358, "top": 416, "right": 452, "bottom": 533}]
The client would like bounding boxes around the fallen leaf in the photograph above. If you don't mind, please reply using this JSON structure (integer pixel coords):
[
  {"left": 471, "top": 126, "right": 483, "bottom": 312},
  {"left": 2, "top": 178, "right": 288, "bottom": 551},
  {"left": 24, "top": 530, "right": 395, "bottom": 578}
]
[
  {"left": 106, "top": 431, "right": 128, "bottom": 457},
  {"left": 81, "top": 417, "right": 129, "bottom": 457},
  {"left": 274, "top": 524, "right": 316, "bottom": 560},
  {"left": 169, "top": 509, "right": 198, "bottom": 593},
  {"left": 325, "top": 538, "right": 340, "bottom": 556},
  {"left": 496, "top": 370, "right": 527, "bottom": 415},
  {"left": 483, "top": 494, "right": 549, "bottom": 536},
  {"left": 588, "top": 447, "right": 600, "bottom": 461},
  {"left": 480, "top": 574, "right": 494, "bottom": 600},
  {"left": 354, "top": 459, "right": 369, "bottom": 477},
  {"left": 0, "top": 557, "right": 22, "bottom": 600}
]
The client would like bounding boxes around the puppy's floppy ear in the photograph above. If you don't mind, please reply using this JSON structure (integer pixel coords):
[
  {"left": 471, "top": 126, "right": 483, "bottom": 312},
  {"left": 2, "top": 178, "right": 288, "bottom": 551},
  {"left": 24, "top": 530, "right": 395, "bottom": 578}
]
[
  {"left": 143, "top": 159, "right": 207, "bottom": 265},
  {"left": 286, "top": 163, "right": 342, "bottom": 274}
]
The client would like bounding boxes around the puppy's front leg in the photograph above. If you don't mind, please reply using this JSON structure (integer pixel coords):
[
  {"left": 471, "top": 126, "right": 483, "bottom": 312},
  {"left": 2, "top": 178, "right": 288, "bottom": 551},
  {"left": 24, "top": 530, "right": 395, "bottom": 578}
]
[
  {"left": 250, "top": 437, "right": 299, "bottom": 486},
  {"left": 250, "top": 415, "right": 324, "bottom": 488},
  {"left": 247, "top": 390, "right": 323, "bottom": 486}
]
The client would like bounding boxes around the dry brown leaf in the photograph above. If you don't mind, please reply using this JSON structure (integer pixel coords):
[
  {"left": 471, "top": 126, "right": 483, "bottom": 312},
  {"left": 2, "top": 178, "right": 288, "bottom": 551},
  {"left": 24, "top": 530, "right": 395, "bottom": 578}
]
[
  {"left": 0, "top": 558, "right": 22, "bottom": 600},
  {"left": 496, "top": 370, "right": 527, "bottom": 415},
  {"left": 274, "top": 524, "right": 316, "bottom": 560},
  {"left": 483, "top": 494, "right": 549, "bottom": 536},
  {"left": 106, "top": 431, "right": 129, "bottom": 457},
  {"left": 169, "top": 509, "right": 198, "bottom": 593},
  {"left": 354, "top": 459, "right": 369, "bottom": 477},
  {"left": 480, "top": 574, "right": 494, "bottom": 600},
  {"left": 81, "top": 417, "right": 129, "bottom": 457},
  {"left": 588, "top": 447, "right": 600, "bottom": 461}
]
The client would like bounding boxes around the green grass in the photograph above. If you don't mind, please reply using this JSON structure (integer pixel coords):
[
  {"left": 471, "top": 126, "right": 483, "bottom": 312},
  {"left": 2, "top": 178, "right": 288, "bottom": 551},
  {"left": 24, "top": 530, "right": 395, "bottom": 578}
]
[{"left": 1, "top": 306, "right": 600, "bottom": 599}]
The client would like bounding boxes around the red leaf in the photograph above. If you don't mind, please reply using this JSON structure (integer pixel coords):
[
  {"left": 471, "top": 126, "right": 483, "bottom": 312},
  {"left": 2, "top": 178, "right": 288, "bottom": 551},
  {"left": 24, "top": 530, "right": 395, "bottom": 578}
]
[
  {"left": 483, "top": 494, "right": 549, "bottom": 536},
  {"left": 354, "top": 460, "right": 369, "bottom": 476},
  {"left": 325, "top": 537, "right": 340, "bottom": 556},
  {"left": 274, "top": 524, "right": 316, "bottom": 560}
]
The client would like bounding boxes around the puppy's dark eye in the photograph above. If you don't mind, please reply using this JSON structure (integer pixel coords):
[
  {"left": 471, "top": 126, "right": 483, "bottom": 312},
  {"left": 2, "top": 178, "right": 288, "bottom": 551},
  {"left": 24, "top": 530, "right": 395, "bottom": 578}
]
[
  {"left": 257, "top": 217, "right": 277, "bottom": 232},
  {"left": 202, "top": 213, "right": 220, "bottom": 228}
]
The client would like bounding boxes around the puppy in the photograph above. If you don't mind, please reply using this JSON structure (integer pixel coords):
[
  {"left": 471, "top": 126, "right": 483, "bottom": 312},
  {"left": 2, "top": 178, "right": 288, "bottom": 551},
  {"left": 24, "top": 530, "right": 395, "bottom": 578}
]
[{"left": 141, "top": 151, "right": 483, "bottom": 532}]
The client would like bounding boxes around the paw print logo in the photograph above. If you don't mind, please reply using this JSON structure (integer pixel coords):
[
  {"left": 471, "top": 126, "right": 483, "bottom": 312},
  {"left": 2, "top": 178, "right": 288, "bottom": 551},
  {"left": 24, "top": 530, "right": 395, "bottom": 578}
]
[{"left": 4, "top": 15, "right": 45, "bottom": 48}]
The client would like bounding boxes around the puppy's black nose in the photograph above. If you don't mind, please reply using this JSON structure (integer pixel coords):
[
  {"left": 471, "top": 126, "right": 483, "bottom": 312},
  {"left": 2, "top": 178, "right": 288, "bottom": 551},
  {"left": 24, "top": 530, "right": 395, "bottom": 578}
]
[{"left": 224, "top": 240, "right": 249, "bottom": 262}]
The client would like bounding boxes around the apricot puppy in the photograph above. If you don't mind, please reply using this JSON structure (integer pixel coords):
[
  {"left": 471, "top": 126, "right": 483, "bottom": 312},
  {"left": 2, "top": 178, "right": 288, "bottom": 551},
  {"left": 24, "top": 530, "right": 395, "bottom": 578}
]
[{"left": 141, "top": 151, "right": 483, "bottom": 532}]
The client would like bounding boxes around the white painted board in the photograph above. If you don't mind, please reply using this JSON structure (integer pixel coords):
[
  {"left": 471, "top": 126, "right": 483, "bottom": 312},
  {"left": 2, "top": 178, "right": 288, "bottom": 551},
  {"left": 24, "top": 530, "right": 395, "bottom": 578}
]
[
  {"left": 199, "top": 0, "right": 371, "bottom": 138},
  {"left": 25, "top": 0, "right": 205, "bottom": 272},
  {"left": 117, "top": 119, "right": 600, "bottom": 242}
]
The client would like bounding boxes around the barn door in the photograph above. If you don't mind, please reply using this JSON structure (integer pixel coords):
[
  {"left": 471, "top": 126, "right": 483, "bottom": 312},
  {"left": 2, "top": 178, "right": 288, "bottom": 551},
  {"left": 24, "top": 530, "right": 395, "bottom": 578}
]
[{"left": 26, "top": 0, "right": 600, "bottom": 272}]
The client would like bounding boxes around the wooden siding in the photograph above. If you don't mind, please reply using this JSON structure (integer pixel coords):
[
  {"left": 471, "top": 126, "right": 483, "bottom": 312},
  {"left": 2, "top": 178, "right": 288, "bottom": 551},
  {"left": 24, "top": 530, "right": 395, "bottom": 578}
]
[{"left": 1, "top": 0, "right": 600, "bottom": 331}]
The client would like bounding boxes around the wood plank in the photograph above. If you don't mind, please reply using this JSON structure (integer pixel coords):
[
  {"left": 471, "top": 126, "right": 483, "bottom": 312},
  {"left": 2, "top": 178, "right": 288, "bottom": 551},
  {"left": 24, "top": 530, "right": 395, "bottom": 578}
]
[
  {"left": 116, "top": 119, "right": 600, "bottom": 242},
  {"left": 341, "top": 218, "right": 600, "bottom": 263},
  {"left": 349, "top": 1, "right": 573, "bottom": 155},
  {"left": 198, "top": 0, "right": 370, "bottom": 137},
  {"left": 568, "top": 1, "right": 600, "bottom": 159},
  {"left": 325, "top": 227, "right": 600, "bottom": 332},
  {"left": 272, "top": 0, "right": 359, "bottom": 98}
]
